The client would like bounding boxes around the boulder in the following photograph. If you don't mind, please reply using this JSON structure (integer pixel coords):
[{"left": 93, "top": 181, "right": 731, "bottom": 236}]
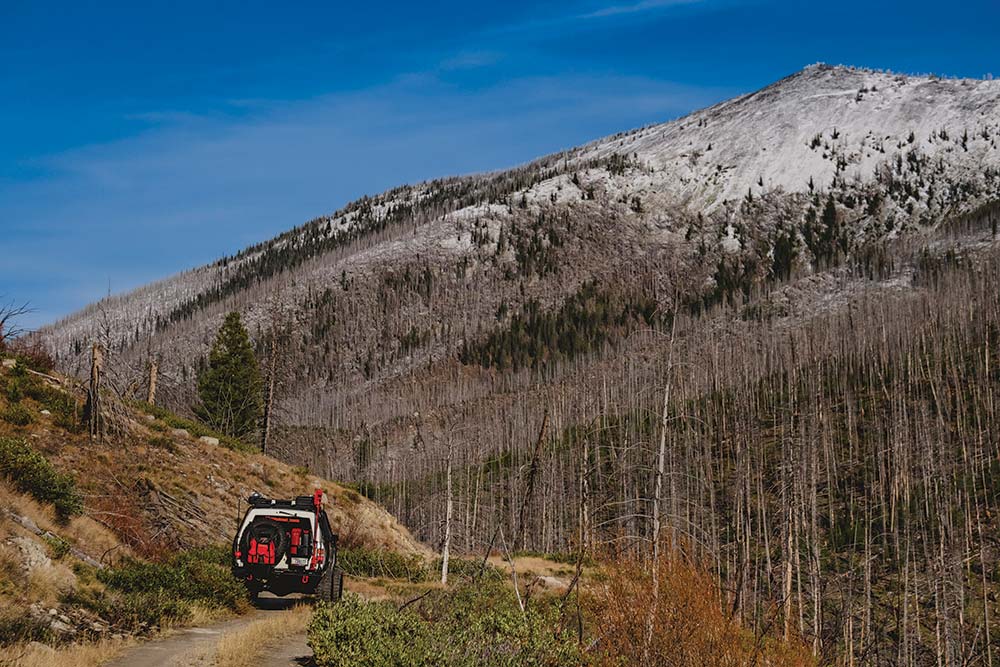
[
  {"left": 171, "top": 428, "right": 190, "bottom": 439},
  {"left": 1, "top": 358, "right": 16, "bottom": 369},
  {"left": 9, "top": 536, "right": 51, "bottom": 571},
  {"left": 49, "top": 618, "right": 74, "bottom": 635},
  {"left": 199, "top": 436, "right": 220, "bottom": 446}
]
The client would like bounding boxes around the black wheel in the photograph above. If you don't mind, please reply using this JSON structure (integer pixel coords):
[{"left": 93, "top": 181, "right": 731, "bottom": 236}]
[
  {"left": 332, "top": 568, "right": 344, "bottom": 602},
  {"left": 317, "top": 567, "right": 344, "bottom": 602},
  {"left": 317, "top": 568, "right": 332, "bottom": 601}
]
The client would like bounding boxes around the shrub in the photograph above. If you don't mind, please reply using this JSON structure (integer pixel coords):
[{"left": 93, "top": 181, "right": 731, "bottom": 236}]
[
  {"left": 337, "top": 547, "right": 428, "bottom": 582},
  {"left": 309, "top": 581, "right": 581, "bottom": 667},
  {"left": 2, "top": 367, "right": 25, "bottom": 403},
  {"left": 73, "top": 587, "right": 192, "bottom": 634},
  {"left": 0, "top": 437, "right": 83, "bottom": 520},
  {"left": 24, "top": 382, "right": 81, "bottom": 432},
  {"left": 3, "top": 382, "right": 22, "bottom": 403},
  {"left": 1, "top": 403, "right": 33, "bottom": 426},
  {"left": 98, "top": 547, "right": 249, "bottom": 612},
  {"left": 431, "top": 556, "right": 504, "bottom": 583},
  {"left": 44, "top": 534, "right": 72, "bottom": 560},
  {"left": 76, "top": 546, "right": 249, "bottom": 634},
  {"left": 310, "top": 597, "right": 432, "bottom": 667},
  {"left": 584, "top": 552, "right": 815, "bottom": 667},
  {"left": 8, "top": 339, "right": 56, "bottom": 373}
]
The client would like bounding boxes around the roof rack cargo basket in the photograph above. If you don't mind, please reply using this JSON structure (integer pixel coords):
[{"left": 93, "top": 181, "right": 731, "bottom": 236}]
[{"left": 246, "top": 494, "right": 320, "bottom": 509}]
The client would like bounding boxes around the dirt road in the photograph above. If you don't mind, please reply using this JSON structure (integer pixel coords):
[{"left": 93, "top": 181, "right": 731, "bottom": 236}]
[
  {"left": 105, "top": 596, "right": 313, "bottom": 667},
  {"left": 257, "top": 633, "right": 311, "bottom": 666}
]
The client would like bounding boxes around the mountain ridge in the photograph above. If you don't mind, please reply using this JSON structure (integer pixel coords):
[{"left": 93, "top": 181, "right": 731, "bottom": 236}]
[
  {"left": 42, "top": 63, "right": 1000, "bottom": 334},
  {"left": 37, "top": 62, "right": 1000, "bottom": 446}
]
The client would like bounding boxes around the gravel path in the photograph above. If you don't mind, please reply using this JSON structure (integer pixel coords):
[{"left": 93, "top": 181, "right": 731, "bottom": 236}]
[{"left": 104, "top": 596, "right": 307, "bottom": 667}]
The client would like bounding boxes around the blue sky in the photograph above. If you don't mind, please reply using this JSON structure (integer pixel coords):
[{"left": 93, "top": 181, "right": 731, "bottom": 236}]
[{"left": 2, "top": 0, "right": 998, "bottom": 329}]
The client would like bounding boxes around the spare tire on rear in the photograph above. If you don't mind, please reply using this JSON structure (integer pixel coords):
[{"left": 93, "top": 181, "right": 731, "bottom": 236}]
[{"left": 240, "top": 518, "right": 288, "bottom": 565}]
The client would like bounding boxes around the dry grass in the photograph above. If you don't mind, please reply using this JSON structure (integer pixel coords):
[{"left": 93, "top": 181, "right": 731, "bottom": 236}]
[
  {"left": 8, "top": 637, "right": 131, "bottom": 667},
  {"left": 488, "top": 555, "right": 576, "bottom": 578},
  {"left": 26, "top": 560, "right": 77, "bottom": 605},
  {"left": 210, "top": 604, "right": 313, "bottom": 667},
  {"left": 188, "top": 602, "right": 235, "bottom": 628},
  {"left": 0, "top": 541, "right": 20, "bottom": 591},
  {"left": 0, "top": 480, "right": 129, "bottom": 566}
]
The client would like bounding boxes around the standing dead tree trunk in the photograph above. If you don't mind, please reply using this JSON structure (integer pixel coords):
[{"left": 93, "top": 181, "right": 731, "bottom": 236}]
[
  {"left": 645, "top": 315, "right": 678, "bottom": 666},
  {"left": 86, "top": 343, "right": 104, "bottom": 440},
  {"left": 441, "top": 432, "right": 454, "bottom": 585},
  {"left": 146, "top": 359, "right": 158, "bottom": 405},
  {"left": 515, "top": 409, "right": 549, "bottom": 552},
  {"left": 261, "top": 335, "right": 277, "bottom": 454}
]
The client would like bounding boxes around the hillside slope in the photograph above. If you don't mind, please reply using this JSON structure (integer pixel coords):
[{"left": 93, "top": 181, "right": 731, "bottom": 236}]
[
  {"left": 38, "top": 64, "right": 1000, "bottom": 419},
  {"left": 0, "top": 354, "right": 426, "bottom": 656}
]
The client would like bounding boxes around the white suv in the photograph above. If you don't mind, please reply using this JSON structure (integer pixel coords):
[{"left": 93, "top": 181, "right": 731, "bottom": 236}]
[{"left": 231, "top": 490, "right": 343, "bottom": 602}]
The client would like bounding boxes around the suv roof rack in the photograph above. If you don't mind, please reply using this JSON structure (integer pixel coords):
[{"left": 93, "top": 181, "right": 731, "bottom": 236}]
[{"left": 247, "top": 494, "right": 318, "bottom": 509}]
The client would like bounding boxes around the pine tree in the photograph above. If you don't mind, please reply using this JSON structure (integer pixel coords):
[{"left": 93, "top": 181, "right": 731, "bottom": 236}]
[{"left": 196, "top": 312, "right": 263, "bottom": 440}]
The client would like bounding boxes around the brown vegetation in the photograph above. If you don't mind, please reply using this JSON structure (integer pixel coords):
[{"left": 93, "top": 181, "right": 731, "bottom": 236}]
[{"left": 587, "top": 549, "right": 814, "bottom": 667}]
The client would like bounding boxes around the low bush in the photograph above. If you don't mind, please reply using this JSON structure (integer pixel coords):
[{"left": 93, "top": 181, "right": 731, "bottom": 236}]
[
  {"left": 1, "top": 403, "right": 33, "bottom": 426},
  {"left": 24, "top": 382, "right": 81, "bottom": 432},
  {"left": 0, "top": 437, "right": 83, "bottom": 520},
  {"left": 3, "top": 379, "right": 22, "bottom": 403},
  {"left": 432, "top": 556, "right": 504, "bottom": 583},
  {"left": 74, "top": 546, "right": 249, "bottom": 634},
  {"left": 72, "top": 586, "right": 192, "bottom": 634},
  {"left": 2, "top": 365, "right": 26, "bottom": 403},
  {"left": 310, "top": 596, "right": 432, "bottom": 667},
  {"left": 98, "top": 547, "right": 248, "bottom": 612},
  {"left": 309, "top": 580, "right": 582, "bottom": 667},
  {"left": 337, "top": 546, "right": 428, "bottom": 582},
  {"left": 44, "top": 534, "right": 71, "bottom": 560},
  {"left": 8, "top": 340, "right": 56, "bottom": 373}
]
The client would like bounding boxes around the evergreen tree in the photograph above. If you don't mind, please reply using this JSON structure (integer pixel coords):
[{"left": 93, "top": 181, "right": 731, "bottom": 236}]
[{"left": 196, "top": 312, "right": 263, "bottom": 440}]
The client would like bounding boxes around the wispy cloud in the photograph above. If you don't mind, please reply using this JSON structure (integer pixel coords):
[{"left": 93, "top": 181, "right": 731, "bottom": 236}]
[
  {"left": 489, "top": 0, "right": 717, "bottom": 37},
  {"left": 439, "top": 50, "right": 505, "bottom": 71},
  {"left": 579, "top": 0, "right": 704, "bottom": 20}
]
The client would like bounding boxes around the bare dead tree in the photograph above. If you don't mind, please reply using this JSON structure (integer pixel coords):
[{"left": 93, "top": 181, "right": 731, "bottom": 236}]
[
  {"left": 0, "top": 299, "right": 32, "bottom": 347},
  {"left": 85, "top": 343, "right": 104, "bottom": 440}
]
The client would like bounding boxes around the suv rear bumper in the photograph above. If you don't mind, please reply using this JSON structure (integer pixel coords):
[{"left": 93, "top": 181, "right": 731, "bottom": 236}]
[{"left": 233, "top": 566, "right": 324, "bottom": 596}]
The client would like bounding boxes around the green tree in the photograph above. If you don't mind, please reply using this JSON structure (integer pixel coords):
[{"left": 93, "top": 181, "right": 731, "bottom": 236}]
[{"left": 196, "top": 312, "right": 262, "bottom": 440}]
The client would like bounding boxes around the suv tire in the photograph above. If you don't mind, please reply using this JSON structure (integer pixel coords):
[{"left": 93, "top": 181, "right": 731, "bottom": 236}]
[
  {"left": 332, "top": 568, "right": 344, "bottom": 602},
  {"left": 317, "top": 567, "right": 344, "bottom": 602}
]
